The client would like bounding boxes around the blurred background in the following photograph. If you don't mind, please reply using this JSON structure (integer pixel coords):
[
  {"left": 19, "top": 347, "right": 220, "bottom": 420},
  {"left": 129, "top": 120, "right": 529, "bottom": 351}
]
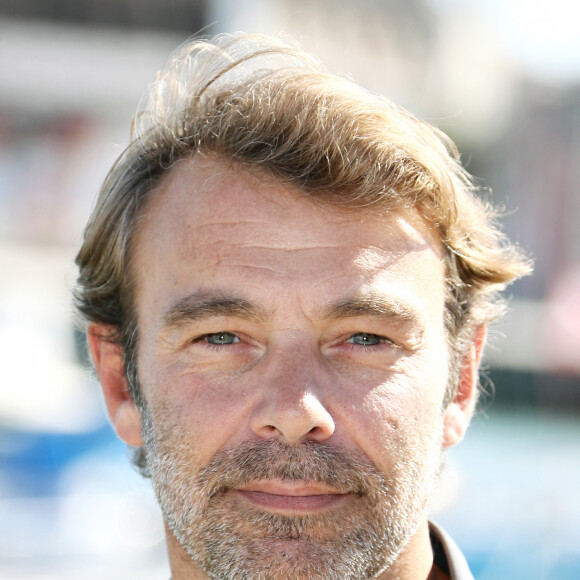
[{"left": 1, "top": 1, "right": 579, "bottom": 578}]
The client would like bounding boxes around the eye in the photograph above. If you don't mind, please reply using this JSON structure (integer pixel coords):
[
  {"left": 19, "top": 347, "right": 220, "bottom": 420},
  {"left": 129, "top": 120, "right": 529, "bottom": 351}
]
[
  {"left": 347, "top": 332, "right": 386, "bottom": 346},
  {"left": 204, "top": 332, "right": 241, "bottom": 345}
]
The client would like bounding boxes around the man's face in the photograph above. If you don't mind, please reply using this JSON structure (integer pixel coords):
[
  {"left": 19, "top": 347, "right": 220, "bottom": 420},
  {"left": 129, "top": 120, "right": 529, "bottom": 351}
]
[{"left": 125, "top": 155, "right": 458, "bottom": 578}]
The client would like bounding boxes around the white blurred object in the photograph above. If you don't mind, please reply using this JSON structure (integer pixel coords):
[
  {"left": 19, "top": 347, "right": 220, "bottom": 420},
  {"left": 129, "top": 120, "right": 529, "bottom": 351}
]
[
  {"left": 0, "top": 241, "right": 104, "bottom": 433},
  {"left": 0, "top": 18, "right": 182, "bottom": 117},
  {"left": 429, "top": 0, "right": 580, "bottom": 83}
]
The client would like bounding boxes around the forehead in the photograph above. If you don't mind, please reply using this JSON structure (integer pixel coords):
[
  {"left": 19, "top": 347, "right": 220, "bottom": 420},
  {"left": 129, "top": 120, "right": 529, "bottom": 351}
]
[
  {"left": 139, "top": 154, "right": 442, "bottom": 245},
  {"left": 132, "top": 154, "right": 445, "bottom": 312}
]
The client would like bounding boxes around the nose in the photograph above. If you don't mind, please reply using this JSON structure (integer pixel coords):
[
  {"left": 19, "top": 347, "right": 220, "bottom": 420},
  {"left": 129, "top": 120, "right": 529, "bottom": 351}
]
[{"left": 249, "top": 353, "right": 335, "bottom": 445}]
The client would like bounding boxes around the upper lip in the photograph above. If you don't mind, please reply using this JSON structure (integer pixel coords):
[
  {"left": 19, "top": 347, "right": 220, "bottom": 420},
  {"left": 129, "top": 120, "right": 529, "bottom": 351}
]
[{"left": 235, "top": 480, "right": 344, "bottom": 496}]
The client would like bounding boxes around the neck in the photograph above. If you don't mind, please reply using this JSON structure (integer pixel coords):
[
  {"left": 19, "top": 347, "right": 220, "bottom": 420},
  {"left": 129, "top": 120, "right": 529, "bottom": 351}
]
[
  {"left": 429, "top": 564, "right": 452, "bottom": 580},
  {"left": 165, "top": 523, "right": 208, "bottom": 579},
  {"left": 372, "top": 520, "right": 435, "bottom": 579}
]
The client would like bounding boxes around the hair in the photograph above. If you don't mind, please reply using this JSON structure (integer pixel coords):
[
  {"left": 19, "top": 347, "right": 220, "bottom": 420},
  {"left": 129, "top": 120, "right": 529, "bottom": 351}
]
[{"left": 75, "top": 32, "right": 531, "bottom": 427}]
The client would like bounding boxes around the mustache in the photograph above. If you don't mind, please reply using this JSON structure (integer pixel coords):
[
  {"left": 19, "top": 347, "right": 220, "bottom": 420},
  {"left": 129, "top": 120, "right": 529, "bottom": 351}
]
[{"left": 194, "top": 438, "right": 389, "bottom": 498}]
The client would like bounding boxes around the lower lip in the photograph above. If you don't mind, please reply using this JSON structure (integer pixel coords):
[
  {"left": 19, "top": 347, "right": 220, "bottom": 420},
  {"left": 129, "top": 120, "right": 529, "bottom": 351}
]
[{"left": 233, "top": 490, "right": 348, "bottom": 513}]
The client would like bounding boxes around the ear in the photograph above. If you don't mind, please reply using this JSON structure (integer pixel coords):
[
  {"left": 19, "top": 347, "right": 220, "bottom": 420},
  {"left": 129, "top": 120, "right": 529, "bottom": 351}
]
[
  {"left": 87, "top": 323, "right": 143, "bottom": 447},
  {"left": 442, "top": 325, "right": 486, "bottom": 449}
]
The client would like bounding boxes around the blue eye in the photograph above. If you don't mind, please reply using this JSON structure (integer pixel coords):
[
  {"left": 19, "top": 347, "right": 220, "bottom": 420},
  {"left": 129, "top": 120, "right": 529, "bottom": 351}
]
[
  {"left": 348, "top": 333, "right": 383, "bottom": 346},
  {"left": 205, "top": 332, "right": 240, "bottom": 345}
]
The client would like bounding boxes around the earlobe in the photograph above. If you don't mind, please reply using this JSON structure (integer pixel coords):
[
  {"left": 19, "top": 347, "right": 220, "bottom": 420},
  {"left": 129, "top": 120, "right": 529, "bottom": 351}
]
[
  {"left": 87, "top": 323, "right": 143, "bottom": 447},
  {"left": 442, "top": 326, "right": 486, "bottom": 448}
]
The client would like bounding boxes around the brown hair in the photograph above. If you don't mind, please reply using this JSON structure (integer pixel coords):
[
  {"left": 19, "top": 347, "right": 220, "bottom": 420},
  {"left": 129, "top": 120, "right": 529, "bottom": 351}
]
[{"left": 75, "top": 32, "right": 531, "bottom": 411}]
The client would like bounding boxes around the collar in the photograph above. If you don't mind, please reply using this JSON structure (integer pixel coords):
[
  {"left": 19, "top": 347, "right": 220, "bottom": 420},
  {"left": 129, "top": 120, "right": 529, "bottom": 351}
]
[{"left": 429, "top": 521, "right": 475, "bottom": 580}]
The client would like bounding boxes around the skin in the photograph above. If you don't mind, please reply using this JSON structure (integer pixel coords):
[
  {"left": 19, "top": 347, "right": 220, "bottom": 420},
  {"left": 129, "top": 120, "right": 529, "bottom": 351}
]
[{"left": 89, "top": 154, "right": 483, "bottom": 579}]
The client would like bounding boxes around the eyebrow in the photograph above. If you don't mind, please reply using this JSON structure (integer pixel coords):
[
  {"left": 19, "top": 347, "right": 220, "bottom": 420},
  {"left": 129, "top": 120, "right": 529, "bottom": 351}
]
[
  {"left": 321, "top": 295, "right": 425, "bottom": 336},
  {"left": 162, "top": 293, "right": 267, "bottom": 330},
  {"left": 161, "top": 291, "right": 425, "bottom": 340}
]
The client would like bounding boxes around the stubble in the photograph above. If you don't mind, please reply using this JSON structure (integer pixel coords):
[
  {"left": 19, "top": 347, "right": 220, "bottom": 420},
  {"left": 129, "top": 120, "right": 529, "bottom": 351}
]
[{"left": 141, "top": 406, "right": 441, "bottom": 580}]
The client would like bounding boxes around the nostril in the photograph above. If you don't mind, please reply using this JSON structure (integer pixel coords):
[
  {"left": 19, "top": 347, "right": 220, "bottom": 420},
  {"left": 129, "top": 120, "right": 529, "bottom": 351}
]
[
  {"left": 262, "top": 425, "right": 278, "bottom": 436},
  {"left": 306, "top": 420, "right": 335, "bottom": 442}
]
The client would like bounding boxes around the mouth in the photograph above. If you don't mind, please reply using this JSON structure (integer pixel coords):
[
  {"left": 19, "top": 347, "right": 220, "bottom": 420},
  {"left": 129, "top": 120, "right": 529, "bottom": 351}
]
[{"left": 230, "top": 480, "right": 352, "bottom": 514}]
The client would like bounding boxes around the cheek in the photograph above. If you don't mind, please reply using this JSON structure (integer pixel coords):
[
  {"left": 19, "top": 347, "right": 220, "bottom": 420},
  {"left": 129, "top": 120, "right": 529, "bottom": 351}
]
[
  {"left": 143, "top": 364, "right": 258, "bottom": 464},
  {"left": 336, "top": 363, "right": 446, "bottom": 471}
]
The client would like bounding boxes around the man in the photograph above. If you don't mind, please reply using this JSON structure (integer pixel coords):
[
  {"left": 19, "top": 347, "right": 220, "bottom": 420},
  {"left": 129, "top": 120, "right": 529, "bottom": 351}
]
[{"left": 75, "top": 33, "right": 530, "bottom": 579}]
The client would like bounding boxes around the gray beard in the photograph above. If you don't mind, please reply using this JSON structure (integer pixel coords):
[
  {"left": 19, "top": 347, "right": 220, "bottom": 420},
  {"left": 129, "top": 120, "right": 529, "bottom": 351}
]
[{"left": 141, "top": 407, "right": 441, "bottom": 580}]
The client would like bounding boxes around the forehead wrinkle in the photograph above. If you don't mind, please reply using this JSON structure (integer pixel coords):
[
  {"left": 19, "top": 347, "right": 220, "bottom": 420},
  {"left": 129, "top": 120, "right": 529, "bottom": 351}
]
[
  {"left": 230, "top": 243, "right": 364, "bottom": 253},
  {"left": 187, "top": 218, "right": 363, "bottom": 248}
]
